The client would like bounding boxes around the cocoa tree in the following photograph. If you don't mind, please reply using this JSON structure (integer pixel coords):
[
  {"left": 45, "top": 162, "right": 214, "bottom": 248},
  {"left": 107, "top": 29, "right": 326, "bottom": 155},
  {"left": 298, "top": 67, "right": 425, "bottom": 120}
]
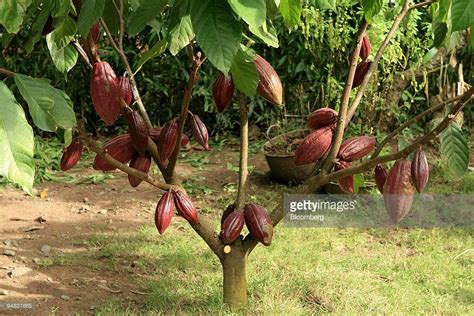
[{"left": 0, "top": 0, "right": 473, "bottom": 310}]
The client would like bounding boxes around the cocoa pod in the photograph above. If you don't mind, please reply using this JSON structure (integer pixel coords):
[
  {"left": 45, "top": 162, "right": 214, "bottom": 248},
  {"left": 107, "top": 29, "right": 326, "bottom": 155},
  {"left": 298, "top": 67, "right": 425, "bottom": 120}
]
[
  {"left": 90, "top": 21, "right": 100, "bottom": 43},
  {"left": 93, "top": 134, "right": 136, "bottom": 171},
  {"left": 352, "top": 60, "right": 371, "bottom": 89},
  {"left": 154, "top": 191, "right": 175, "bottom": 234},
  {"left": 157, "top": 120, "right": 178, "bottom": 162},
  {"left": 307, "top": 108, "right": 338, "bottom": 130},
  {"left": 383, "top": 160, "right": 415, "bottom": 223},
  {"left": 118, "top": 76, "right": 132, "bottom": 105},
  {"left": 254, "top": 54, "right": 283, "bottom": 105},
  {"left": 294, "top": 127, "right": 333, "bottom": 166},
  {"left": 90, "top": 61, "right": 120, "bottom": 125},
  {"left": 221, "top": 204, "right": 235, "bottom": 225},
  {"left": 128, "top": 154, "right": 152, "bottom": 187},
  {"left": 190, "top": 114, "right": 209, "bottom": 150},
  {"left": 126, "top": 111, "right": 149, "bottom": 156},
  {"left": 173, "top": 190, "right": 199, "bottom": 224},
  {"left": 360, "top": 35, "right": 371, "bottom": 60},
  {"left": 374, "top": 164, "right": 388, "bottom": 194},
  {"left": 212, "top": 72, "right": 235, "bottom": 112},
  {"left": 244, "top": 203, "right": 273, "bottom": 246},
  {"left": 149, "top": 128, "right": 189, "bottom": 147},
  {"left": 338, "top": 136, "right": 376, "bottom": 162},
  {"left": 60, "top": 138, "right": 83, "bottom": 171},
  {"left": 335, "top": 161, "right": 354, "bottom": 193},
  {"left": 411, "top": 148, "right": 429, "bottom": 193},
  {"left": 220, "top": 210, "right": 245, "bottom": 244}
]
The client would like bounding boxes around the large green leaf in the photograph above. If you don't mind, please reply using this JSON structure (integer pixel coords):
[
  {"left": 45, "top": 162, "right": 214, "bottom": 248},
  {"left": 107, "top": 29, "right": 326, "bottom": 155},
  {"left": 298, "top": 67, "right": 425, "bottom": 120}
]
[
  {"left": 230, "top": 45, "right": 258, "bottom": 96},
  {"left": 279, "top": 0, "right": 301, "bottom": 28},
  {"left": 77, "top": 0, "right": 105, "bottom": 36},
  {"left": 438, "top": 0, "right": 452, "bottom": 23},
  {"left": 362, "top": 0, "right": 383, "bottom": 23},
  {"left": 128, "top": 0, "right": 168, "bottom": 35},
  {"left": 25, "top": 0, "right": 51, "bottom": 53},
  {"left": 249, "top": 20, "right": 279, "bottom": 47},
  {"left": 0, "top": 82, "right": 35, "bottom": 195},
  {"left": 227, "top": 0, "right": 266, "bottom": 28},
  {"left": 14, "top": 74, "right": 76, "bottom": 132},
  {"left": 0, "top": 0, "right": 32, "bottom": 33},
  {"left": 49, "top": 16, "right": 77, "bottom": 50},
  {"left": 134, "top": 39, "right": 168, "bottom": 75},
  {"left": 440, "top": 122, "right": 469, "bottom": 177},
  {"left": 191, "top": 0, "right": 242, "bottom": 74},
  {"left": 168, "top": 0, "right": 195, "bottom": 56},
  {"left": 46, "top": 34, "right": 78, "bottom": 73},
  {"left": 433, "top": 20, "right": 448, "bottom": 47},
  {"left": 313, "top": 0, "right": 336, "bottom": 11},
  {"left": 451, "top": 0, "right": 474, "bottom": 32}
]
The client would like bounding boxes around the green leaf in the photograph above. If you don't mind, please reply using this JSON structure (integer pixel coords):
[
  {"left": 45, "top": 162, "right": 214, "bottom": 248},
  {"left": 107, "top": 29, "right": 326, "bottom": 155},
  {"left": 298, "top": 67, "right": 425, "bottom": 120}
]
[
  {"left": 52, "top": 0, "right": 73, "bottom": 18},
  {"left": 25, "top": 0, "right": 51, "bottom": 53},
  {"left": 49, "top": 16, "right": 77, "bottom": 50},
  {"left": 362, "top": 0, "right": 383, "bottom": 23},
  {"left": 353, "top": 173, "right": 365, "bottom": 194},
  {"left": 433, "top": 21, "right": 448, "bottom": 47},
  {"left": 422, "top": 47, "right": 438, "bottom": 64},
  {"left": 451, "top": 0, "right": 474, "bottom": 32},
  {"left": 168, "top": 0, "right": 195, "bottom": 56},
  {"left": 249, "top": 20, "right": 279, "bottom": 47},
  {"left": 230, "top": 45, "right": 258, "bottom": 96},
  {"left": 63, "top": 128, "right": 73, "bottom": 147},
  {"left": 128, "top": 0, "right": 168, "bottom": 36},
  {"left": 438, "top": 0, "right": 451, "bottom": 23},
  {"left": 134, "top": 39, "right": 168, "bottom": 75},
  {"left": 266, "top": 0, "right": 280, "bottom": 17},
  {"left": 0, "top": 82, "right": 35, "bottom": 195},
  {"left": 191, "top": 0, "right": 242, "bottom": 74},
  {"left": 77, "top": 0, "right": 105, "bottom": 36},
  {"left": 0, "top": 0, "right": 32, "bottom": 33},
  {"left": 46, "top": 34, "right": 78, "bottom": 73},
  {"left": 313, "top": 0, "right": 336, "bottom": 10},
  {"left": 279, "top": 0, "right": 301, "bottom": 28},
  {"left": 14, "top": 74, "right": 76, "bottom": 132},
  {"left": 227, "top": 0, "right": 266, "bottom": 28},
  {"left": 440, "top": 122, "right": 469, "bottom": 177}
]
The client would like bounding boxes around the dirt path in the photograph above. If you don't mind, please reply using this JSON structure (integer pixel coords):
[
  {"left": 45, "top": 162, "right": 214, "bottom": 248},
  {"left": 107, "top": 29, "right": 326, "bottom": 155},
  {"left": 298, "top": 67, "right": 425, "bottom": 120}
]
[{"left": 0, "top": 147, "right": 272, "bottom": 314}]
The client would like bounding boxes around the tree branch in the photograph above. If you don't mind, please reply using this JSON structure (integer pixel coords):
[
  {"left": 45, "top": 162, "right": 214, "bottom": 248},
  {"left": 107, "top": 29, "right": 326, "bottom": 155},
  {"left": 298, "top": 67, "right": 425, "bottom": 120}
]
[
  {"left": 236, "top": 93, "right": 249, "bottom": 209},
  {"left": 71, "top": 40, "right": 93, "bottom": 69},
  {"left": 409, "top": 0, "right": 438, "bottom": 11},
  {"left": 0, "top": 68, "right": 15, "bottom": 77},
  {"left": 319, "top": 20, "right": 368, "bottom": 174}
]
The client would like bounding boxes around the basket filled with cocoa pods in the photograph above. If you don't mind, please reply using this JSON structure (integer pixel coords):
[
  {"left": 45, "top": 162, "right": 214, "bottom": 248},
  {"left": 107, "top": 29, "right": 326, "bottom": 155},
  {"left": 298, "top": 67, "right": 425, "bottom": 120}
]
[{"left": 263, "top": 128, "right": 316, "bottom": 184}]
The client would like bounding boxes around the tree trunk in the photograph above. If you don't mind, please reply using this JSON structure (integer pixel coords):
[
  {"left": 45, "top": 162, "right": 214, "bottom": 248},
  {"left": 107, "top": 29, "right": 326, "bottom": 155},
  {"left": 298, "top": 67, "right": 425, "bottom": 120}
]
[{"left": 221, "top": 243, "right": 248, "bottom": 310}]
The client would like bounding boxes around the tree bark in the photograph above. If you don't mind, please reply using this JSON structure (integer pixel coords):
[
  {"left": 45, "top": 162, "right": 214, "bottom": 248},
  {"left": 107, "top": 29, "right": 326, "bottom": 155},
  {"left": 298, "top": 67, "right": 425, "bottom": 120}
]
[{"left": 221, "top": 242, "right": 248, "bottom": 310}]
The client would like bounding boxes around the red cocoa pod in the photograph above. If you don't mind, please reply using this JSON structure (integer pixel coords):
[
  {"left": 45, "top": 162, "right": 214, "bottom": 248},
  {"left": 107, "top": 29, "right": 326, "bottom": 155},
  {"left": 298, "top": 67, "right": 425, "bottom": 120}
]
[
  {"left": 173, "top": 190, "right": 199, "bottom": 224},
  {"left": 338, "top": 136, "right": 376, "bottom": 162},
  {"left": 221, "top": 204, "right": 236, "bottom": 225},
  {"left": 212, "top": 72, "right": 235, "bottom": 112},
  {"left": 335, "top": 161, "right": 354, "bottom": 193},
  {"left": 90, "top": 61, "right": 120, "bottom": 125},
  {"left": 93, "top": 134, "right": 136, "bottom": 171},
  {"left": 90, "top": 21, "right": 100, "bottom": 43},
  {"left": 294, "top": 127, "right": 333, "bottom": 166},
  {"left": 42, "top": 16, "right": 54, "bottom": 35},
  {"left": 360, "top": 35, "right": 371, "bottom": 60},
  {"left": 126, "top": 111, "right": 149, "bottom": 156},
  {"left": 383, "top": 160, "right": 415, "bottom": 223},
  {"left": 254, "top": 54, "right": 283, "bottom": 105},
  {"left": 60, "top": 138, "right": 83, "bottom": 171},
  {"left": 190, "top": 114, "right": 209, "bottom": 150},
  {"left": 118, "top": 76, "right": 132, "bottom": 105},
  {"left": 157, "top": 120, "right": 178, "bottom": 162},
  {"left": 244, "top": 203, "right": 273, "bottom": 246},
  {"left": 149, "top": 128, "right": 189, "bottom": 147},
  {"left": 307, "top": 108, "right": 338, "bottom": 130},
  {"left": 411, "top": 148, "right": 429, "bottom": 193},
  {"left": 220, "top": 210, "right": 245, "bottom": 244},
  {"left": 352, "top": 60, "right": 371, "bottom": 89},
  {"left": 128, "top": 154, "right": 152, "bottom": 187},
  {"left": 154, "top": 191, "right": 175, "bottom": 234},
  {"left": 375, "top": 164, "right": 388, "bottom": 194}
]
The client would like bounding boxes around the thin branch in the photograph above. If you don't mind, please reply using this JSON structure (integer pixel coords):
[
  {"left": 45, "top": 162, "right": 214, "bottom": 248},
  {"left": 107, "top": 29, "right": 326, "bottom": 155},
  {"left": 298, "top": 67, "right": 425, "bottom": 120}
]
[
  {"left": 164, "top": 50, "right": 206, "bottom": 182},
  {"left": 409, "top": 0, "right": 438, "bottom": 10},
  {"left": 346, "top": 0, "right": 411, "bottom": 125},
  {"left": 112, "top": 0, "right": 125, "bottom": 51},
  {"left": 371, "top": 95, "right": 464, "bottom": 158},
  {"left": 319, "top": 20, "right": 368, "bottom": 174},
  {"left": 100, "top": 17, "right": 153, "bottom": 128},
  {"left": 71, "top": 40, "right": 93, "bottom": 69},
  {"left": 76, "top": 121, "right": 173, "bottom": 192},
  {"left": 236, "top": 93, "right": 249, "bottom": 209},
  {"left": 0, "top": 68, "right": 15, "bottom": 77}
]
